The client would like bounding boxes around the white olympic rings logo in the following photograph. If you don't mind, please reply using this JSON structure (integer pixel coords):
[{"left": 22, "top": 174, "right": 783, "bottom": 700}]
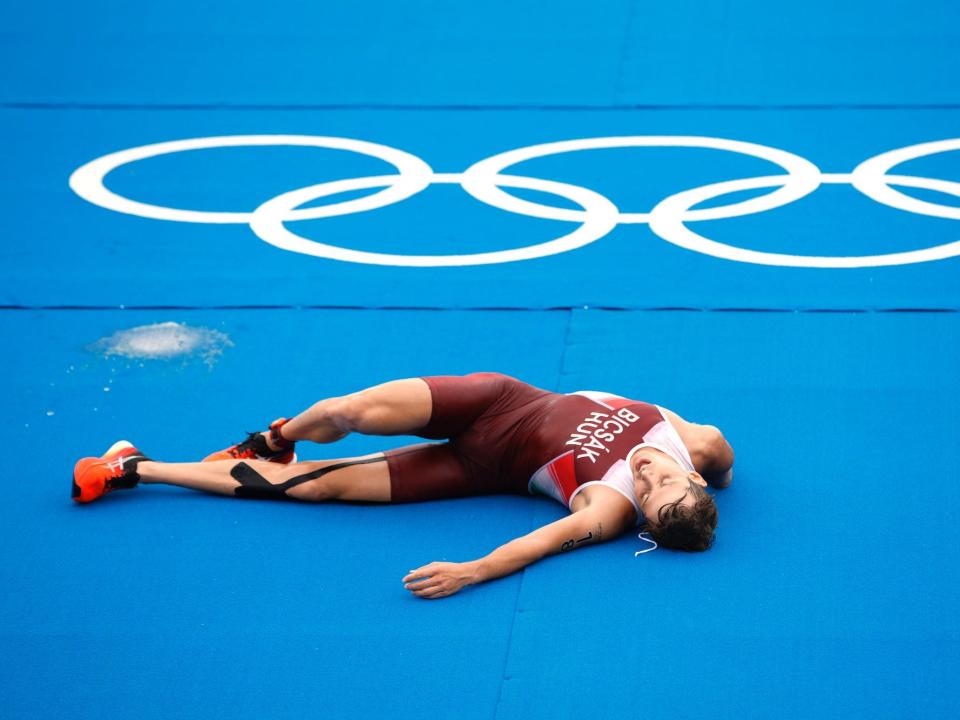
[{"left": 69, "top": 134, "right": 960, "bottom": 268}]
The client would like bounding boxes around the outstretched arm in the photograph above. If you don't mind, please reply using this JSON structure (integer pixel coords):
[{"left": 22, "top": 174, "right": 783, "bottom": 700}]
[{"left": 403, "top": 491, "right": 634, "bottom": 599}]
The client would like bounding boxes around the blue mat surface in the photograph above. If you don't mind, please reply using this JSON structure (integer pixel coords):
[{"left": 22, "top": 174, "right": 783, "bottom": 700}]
[
  {"left": 3, "top": 1, "right": 960, "bottom": 719},
  {"left": 4, "top": 307, "right": 958, "bottom": 718},
  {"left": 3, "top": 2, "right": 959, "bottom": 106}
]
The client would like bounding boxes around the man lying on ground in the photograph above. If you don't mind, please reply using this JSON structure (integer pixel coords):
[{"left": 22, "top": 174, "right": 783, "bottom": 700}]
[{"left": 72, "top": 373, "right": 734, "bottom": 599}]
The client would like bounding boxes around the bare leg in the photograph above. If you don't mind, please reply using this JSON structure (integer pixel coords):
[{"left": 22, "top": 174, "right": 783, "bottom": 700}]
[
  {"left": 264, "top": 378, "right": 433, "bottom": 449},
  {"left": 136, "top": 377, "right": 436, "bottom": 502},
  {"left": 138, "top": 454, "right": 392, "bottom": 502}
]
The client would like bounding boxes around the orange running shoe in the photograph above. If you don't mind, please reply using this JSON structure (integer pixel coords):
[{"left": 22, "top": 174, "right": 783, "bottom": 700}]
[
  {"left": 202, "top": 418, "right": 297, "bottom": 464},
  {"left": 72, "top": 440, "right": 149, "bottom": 504}
]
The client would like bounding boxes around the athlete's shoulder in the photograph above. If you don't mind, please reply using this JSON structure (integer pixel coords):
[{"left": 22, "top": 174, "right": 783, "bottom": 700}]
[{"left": 659, "top": 406, "right": 734, "bottom": 486}]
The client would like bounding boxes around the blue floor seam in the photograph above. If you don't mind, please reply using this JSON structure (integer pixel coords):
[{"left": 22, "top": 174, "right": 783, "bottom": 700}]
[
  {"left": 555, "top": 309, "right": 575, "bottom": 382},
  {"left": 3, "top": 306, "right": 959, "bottom": 314},
  {"left": 490, "top": 500, "right": 535, "bottom": 720},
  {"left": 7, "top": 102, "right": 960, "bottom": 112}
]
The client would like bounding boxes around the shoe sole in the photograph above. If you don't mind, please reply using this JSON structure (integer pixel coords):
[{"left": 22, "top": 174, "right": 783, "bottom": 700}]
[{"left": 104, "top": 440, "right": 134, "bottom": 457}]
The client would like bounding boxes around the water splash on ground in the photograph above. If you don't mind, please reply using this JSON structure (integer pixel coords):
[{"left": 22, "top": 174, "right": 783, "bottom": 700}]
[{"left": 90, "top": 321, "right": 233, "bottom": 366}]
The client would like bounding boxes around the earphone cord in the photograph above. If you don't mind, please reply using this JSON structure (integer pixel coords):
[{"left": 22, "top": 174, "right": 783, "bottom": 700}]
[{"left": 634, "top": 531, "right": 658, "bottom": 556}]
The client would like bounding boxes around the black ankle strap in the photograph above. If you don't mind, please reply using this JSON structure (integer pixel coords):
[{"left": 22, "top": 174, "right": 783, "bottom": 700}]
[{"left": 269, "top": 419, "right": 294, "bottom": 449}]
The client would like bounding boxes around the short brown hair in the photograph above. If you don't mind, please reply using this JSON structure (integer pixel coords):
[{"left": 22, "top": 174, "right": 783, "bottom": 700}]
[{"left": 646, "top": 480, "right": 717, "bottom": 551}]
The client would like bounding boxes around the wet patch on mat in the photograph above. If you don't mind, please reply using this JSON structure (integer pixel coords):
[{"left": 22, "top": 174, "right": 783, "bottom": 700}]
[{"left": 89, "top": 321, "right": 233, "bottom": 365}]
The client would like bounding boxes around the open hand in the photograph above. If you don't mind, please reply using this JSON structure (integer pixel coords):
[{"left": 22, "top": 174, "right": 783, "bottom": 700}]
[{"left": 403, "top": 561, "right": 476, "bottom": 600}]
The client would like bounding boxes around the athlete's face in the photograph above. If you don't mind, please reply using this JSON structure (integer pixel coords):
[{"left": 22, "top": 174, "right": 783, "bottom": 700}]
[{"left": 630, "top": 448, "right": 707, "bottom": 523}]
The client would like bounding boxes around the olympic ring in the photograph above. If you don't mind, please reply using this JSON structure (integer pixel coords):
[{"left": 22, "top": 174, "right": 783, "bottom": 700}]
[
  {"left": 850, "top": 138, "right": 960, "bottom": 221},
  {"left": 69, "top": 134, "right": 960, "bottom": 268},
  {"left": 68, "top": 135, "right": 433, "bottom": 223},
  {"left": 648, "top": 173, "right": 960, "bottom": 268},
  {"left": 459, "top": 136, "right": 821, "bottom": 224},
  {"left": 249, "top": 173, "right": 619, "bottom": 267}
]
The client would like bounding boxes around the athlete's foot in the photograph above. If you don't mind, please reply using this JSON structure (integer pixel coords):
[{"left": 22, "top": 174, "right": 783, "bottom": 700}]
[
  {"left": 72, "top": 440, "right": 150, "bottom": 504},
  {"left": 202, "top": 418, "right": 297, "bottom": 464}
]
